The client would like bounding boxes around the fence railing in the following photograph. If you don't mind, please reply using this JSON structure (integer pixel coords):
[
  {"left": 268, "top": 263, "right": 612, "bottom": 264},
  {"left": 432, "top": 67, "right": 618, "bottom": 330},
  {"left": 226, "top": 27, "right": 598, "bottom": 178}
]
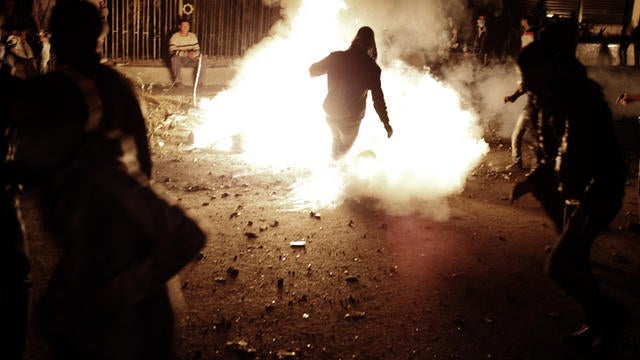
[{"left": 105, "top": 0, "right": 281, "bottom": 64}]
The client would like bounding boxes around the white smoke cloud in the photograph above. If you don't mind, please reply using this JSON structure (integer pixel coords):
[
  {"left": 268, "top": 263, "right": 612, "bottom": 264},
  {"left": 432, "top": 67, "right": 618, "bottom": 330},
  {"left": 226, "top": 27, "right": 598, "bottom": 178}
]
[{"left": 195, "top": 0, "right": 502, "bottom": 218}]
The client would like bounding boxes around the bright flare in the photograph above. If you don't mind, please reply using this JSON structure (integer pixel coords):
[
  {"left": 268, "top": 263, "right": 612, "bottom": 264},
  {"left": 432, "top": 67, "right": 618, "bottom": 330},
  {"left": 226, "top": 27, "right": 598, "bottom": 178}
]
[{"left": 194, "top": 0, "right": 488, "bottom": 217}]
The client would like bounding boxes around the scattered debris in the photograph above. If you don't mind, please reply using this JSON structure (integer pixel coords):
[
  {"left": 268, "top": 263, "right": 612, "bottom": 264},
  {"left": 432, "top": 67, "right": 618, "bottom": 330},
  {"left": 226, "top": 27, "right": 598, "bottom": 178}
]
[
  {"left": 310, "top": 211, "right": 322, "bottom": 219},
  {"left": 265, "top": 302, "right": 275, "bottom": 312},
  {"left": 346, "top": 276, "right": 359, "bottom": 284},
  {"left": 275, "top": 349, "right": 298, "bottom": 359},
  {"left": 244, "top": 232, "right": 258, "bottom": 239},
  {"left": 344, "top": 311, "right": 366, "bottom": 319},
  {"left": 229, "top": 211, "right": 240, "bottom": 219},
  {"left": 225, "top": 340, "right": 256, "bottom": 356},
  {"left": 348, "top": 219, "right": 355, "bottom": 228},
  {"left": 184, "top": 184, "right": 210, "bottom": 192},
  {"left": 302, "top": 313, "right": 310, "bottom": 319},
  {"left": 290, "top": 240, "right": 306, "bottom": 248},
  {"left": 226, "top": 267, "right": 239, "bottom": 278},
  {"left": 277, "top": 278, "right": 284, "bottom": 289},
  {"left": 214, "top": 277, "right": 226, "bottom": 284}
]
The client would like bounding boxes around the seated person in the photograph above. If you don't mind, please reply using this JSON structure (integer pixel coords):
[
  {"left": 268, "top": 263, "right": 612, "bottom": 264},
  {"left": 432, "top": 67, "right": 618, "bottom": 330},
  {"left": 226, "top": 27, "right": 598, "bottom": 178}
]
[
  {"left": 168, "top": 18, "right": 207, "bottom": 87},
  {"left": 3, "top": 30, "right": 38, "bottom": 79}
]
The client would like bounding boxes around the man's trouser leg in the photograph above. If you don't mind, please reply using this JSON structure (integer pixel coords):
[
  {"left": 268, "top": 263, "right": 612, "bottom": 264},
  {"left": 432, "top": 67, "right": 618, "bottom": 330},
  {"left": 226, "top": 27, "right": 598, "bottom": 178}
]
[
  {"left": 511, "top": 108, "right": 531, "bottom": 167},
  {"left": 546, "top": 190, "right": 623, "bottom": 331},
  {"left": 326, "top": 116, "right": 361, "bottom": 160},
  {"left": 170, "top": 56, "right": 189, "bottom": 83}
]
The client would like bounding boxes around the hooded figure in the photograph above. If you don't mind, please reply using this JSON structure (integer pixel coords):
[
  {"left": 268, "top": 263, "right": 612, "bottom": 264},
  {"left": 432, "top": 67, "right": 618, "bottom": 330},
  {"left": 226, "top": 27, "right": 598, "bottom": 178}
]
[{"left": 309, "top": 26, "right": 393, "bottom": 160}]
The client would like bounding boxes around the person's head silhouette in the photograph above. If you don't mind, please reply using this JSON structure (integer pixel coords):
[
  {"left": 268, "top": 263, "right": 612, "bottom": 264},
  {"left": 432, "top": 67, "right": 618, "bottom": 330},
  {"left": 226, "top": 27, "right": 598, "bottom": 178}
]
[
  {"left": 350, "top": 26, "right": 378, "bottom": 61},
  {"left": 49, "top": 1, "right": 103, "bottom": 66}
]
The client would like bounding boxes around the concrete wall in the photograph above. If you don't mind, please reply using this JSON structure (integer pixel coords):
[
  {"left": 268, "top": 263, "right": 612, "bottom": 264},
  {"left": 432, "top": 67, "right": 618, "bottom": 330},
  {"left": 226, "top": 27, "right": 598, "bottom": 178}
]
[{"left": 115, "top": 64, "right": 237, "bottom": 87}]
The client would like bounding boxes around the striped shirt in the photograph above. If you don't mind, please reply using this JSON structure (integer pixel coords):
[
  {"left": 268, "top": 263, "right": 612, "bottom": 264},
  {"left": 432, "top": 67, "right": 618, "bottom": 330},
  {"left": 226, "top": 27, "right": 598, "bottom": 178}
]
[{"left": 169, "top": 32, "right": 200, "bottom": 55}]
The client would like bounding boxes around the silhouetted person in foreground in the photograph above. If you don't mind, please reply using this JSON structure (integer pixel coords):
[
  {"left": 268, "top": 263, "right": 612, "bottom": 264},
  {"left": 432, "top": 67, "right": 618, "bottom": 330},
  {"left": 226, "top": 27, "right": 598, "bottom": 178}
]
[
  {"left": 11, "top": 2, "right": 206, "bottom": 359},
  {"left": 309, "top": 26, "right": 393, "bottom": 160},
  {"left": 0, "top": 69, "right": 29, "bottom": 360},
  {"left": 511, "top": 39, "right": 626, "bottom": 356}
]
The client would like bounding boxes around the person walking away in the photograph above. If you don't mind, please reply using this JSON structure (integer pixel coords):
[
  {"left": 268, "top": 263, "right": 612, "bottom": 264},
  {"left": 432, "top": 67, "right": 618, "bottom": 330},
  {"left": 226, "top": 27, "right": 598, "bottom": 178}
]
[{"left": 309, "top": 26, "right": 393, "bottom": 160}]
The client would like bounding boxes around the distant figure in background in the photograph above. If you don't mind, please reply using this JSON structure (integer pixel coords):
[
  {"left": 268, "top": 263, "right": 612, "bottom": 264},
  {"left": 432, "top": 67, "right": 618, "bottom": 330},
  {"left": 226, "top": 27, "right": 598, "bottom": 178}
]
[
  {"left": 4, "top": 29, "right": 38, "bottom": 79},
  {"left": 520, "top": 16, "right": 535, "bottom": 48},
  {"left": 474, "top": 15, "right": 489, "bottom": 64},
  {"left": 619, "top": 23, "right": 631, "bottom": 66},
  {"left": 168, "top": 18, "right": 207, "bottom": 88},
  {"left": 32, "top": 0, "right": 55, "bottom": 71},
  {"left": 37, "top": 29, "right": 51, "bottom": 73},
  {"left": 309, "top": 26, "right": 393, "bottom": 160},
  {"left": 616, "top": 92, "right": 640, "bottom": 231},
  {"left": 596, "top": 28, "right": 612, "bottom": 66},
  {"left": 502, "top": 16, "right": 537, "bottom": 170},
  {"left": 511, "top": 39, "right": 626, "bottom": 356},
  {"left": 632, "top": 22, "right": 640, "bottom": 68},
  {"left": 86, "top": 0, "right": 109, "bottom": 63},
  {"left": 437, "top": 16, "right": 459, "bottom": 62}
]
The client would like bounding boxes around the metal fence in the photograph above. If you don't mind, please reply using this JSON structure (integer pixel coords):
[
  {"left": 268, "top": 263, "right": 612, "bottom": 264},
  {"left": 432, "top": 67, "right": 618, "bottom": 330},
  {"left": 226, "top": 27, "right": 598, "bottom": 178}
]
[{"left": 105, "top": 0, "right": 281, "bottom": 64}]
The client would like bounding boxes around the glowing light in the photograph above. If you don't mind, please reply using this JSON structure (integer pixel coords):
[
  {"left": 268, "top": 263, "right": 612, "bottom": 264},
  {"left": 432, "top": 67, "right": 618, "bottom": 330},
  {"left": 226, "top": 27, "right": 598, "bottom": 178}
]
[{"left": 193, "top": 0, "right": 488, "bottom": 217}]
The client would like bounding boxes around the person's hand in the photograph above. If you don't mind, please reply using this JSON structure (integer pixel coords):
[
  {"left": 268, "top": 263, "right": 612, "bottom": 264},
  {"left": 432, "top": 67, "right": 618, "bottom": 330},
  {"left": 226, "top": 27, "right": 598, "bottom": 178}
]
[
  {"left": 187, "top": 50, "right": 197, "bottom": 60},
  {"left": 617, "top": 93, "right": 628, "bottom": 105},
  {"left": 384, "top": 123, "right": 393, "bottom": 138},
  {"left": 503, "top": 95, "right": 511, "bottom": 103},
  {"left": 510, "top": 180, "right": 533, "bottom": 203}
]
